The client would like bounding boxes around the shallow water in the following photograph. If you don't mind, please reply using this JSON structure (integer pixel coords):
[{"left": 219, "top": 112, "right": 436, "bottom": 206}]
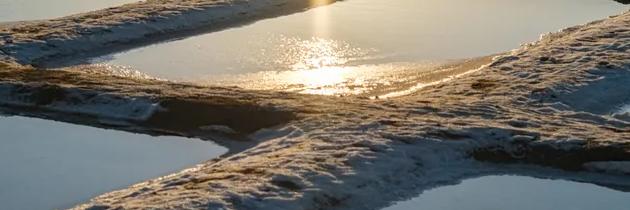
[
  {"left": 87, "top": 0, "right": 628, "bottom": 95},
  {"left": 0, "top": 0, "right": 138, "bottom": 22},
  {"left": 383, "top": 175, "right": 630, "bottom": 210},
  {"left": 0, "top": 116, "right": 227, "bottom": 210}
]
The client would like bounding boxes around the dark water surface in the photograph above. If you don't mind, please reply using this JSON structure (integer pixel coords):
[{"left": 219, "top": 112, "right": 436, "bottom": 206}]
[{"left": 383, "top": 175, "right": 630, "bottom": 210}]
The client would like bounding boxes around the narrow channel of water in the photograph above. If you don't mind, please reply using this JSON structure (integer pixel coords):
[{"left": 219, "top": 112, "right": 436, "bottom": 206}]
[
  {"left": 0, "top": 0, "right": 138, "bottom": 22},
  {"left": 84, "top": 0, "right": 628, "bottom": 95},
  {"left": 0, "top": 116, "right": 227, "bottom": 210},
  {"left": 383, "top": 175, "right": 630, "bottom": 210}
]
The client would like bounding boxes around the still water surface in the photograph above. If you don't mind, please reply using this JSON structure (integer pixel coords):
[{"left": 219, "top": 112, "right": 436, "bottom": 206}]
[
  {"left": 0, "top": 116, "right": 227, "bottom": 210},
  {"left": 0, "top": 0, "right": 138, "bottom": 22},
  {"left": 89, "top": 0, "right": 629, "bottom": 95},
  {"left": 383, "top": 175, "right": 630, "bottom": 210}
]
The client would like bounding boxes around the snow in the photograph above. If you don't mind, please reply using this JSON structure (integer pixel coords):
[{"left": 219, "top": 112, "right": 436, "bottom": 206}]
[
  {"left": 0, "top": 83, "right": 160, "bottom": 121},
  {"left": 0, "top": 1, "right": 628, "bottom": 210},
  {"left": 616, "top": 103, "right": 630, "bottom": 114},
  {"left": 70, "top": 10, "right": 630, "bottom": 209}
]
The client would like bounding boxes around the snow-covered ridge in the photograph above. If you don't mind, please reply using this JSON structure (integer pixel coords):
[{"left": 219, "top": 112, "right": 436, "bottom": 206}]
[
  {"left": 58, "top": 10, "right": 629, "bottom": 210},
  {"left": 0, "top": 6, "right": 629, "bottom": 210},
  {"left": 0, "top": 82, "right": 159, "bottom": 121},
  {"left": 0, "top": 64, "right": 303, "bottom": 141},
  {"left": 0, "top": 0, "right": 337, "bottom": 65}
]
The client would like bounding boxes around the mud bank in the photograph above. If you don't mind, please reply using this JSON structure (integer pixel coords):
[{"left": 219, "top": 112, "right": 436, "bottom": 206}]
[
  {"left": 0, "top": 9, "right": 628, "bottom": 210},
  {"left": 0, "top": 0, "right": 338, "bottom": 66}
]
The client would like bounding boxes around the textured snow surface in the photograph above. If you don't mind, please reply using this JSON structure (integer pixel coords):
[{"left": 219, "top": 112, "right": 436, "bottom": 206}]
[
  {"left": 65, "top": 10, "right": 628, "bottom": 210},
  {"left": 0, "top": 3, "right": 628, "bottom": 210},
  {"left": 0, "top": 83, "right": 159, "bottom": 121}
]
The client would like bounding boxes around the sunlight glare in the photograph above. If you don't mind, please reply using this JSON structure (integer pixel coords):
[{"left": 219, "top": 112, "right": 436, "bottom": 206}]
[
  {"left": 309, "top": 0, "right": 335, "bottom": 7},
  {"left": 312, "top": 1, "right": 331, "bottom": 37}
]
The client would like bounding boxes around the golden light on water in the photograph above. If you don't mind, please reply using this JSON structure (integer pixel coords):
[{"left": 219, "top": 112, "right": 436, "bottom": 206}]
[
  {"left": 287, "top": 67, "right": 346, "bottom": 87},
  {"left": 270, "top": 36, "right": 370, "bottom": 95},
  {"left": 309, "top": 0, "right": 335, "bottom": 7},
  {"left": 205, "top": 61, "right": 445, "bottom": 96},
  {"left": 187, "top": 18, "right": 487, "bottom": 97},
  {"left": 285, "top": 37, "right": 354, "bottom": 70},
  {"left": 312, "top": 1, "right": 331, "bottom": 37},
  {"left": 197, "top": 36, "right": 444, "bottom": 96}
]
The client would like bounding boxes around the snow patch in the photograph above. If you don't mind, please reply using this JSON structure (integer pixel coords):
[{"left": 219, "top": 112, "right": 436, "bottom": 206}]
[
  {"left": 556, "top": 68, "right": 630, "bottom": 115},
  {"left": 0, "top": 83, "right": 159, "bottom": 121}
]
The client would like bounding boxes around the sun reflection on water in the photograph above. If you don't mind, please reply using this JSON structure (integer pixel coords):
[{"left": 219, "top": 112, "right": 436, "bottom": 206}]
[
  {"left": 94, "top": 33, "right": 488, "bottom": 97},
  {"left": 268, "top": 36, "right": 372, "bottom": 71},
  {"left": 195, "top": 47, "right": 492, "bottom": 96},
  {"left": 200, "top": 61, "right": 451, "bottom": 96},
  {"left": 312, "top": 0, "right": 331, "bottom": 37},
  {"left": 197, "top": 35, "right": 397, "bottom": 95},
  {"left": 309, "top": 0, "right": 336, "bottom": 7},
  {"left": 93, "top": 8, "right": 490, "bottom": 98}
]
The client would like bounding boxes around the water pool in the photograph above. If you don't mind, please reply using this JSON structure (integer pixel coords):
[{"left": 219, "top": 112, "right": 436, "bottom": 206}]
[
  {"left": 0, "top": 116, "right": 227, "bottom": 210},
  {"left": 85, "top": 0, "right": 629, "bottom": 95},
  {"left": 383, "top": 175, "right": 630, "bottom": 210},
  {"left": 0, "top": 0, "right": 139, "bottom": 22}
]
